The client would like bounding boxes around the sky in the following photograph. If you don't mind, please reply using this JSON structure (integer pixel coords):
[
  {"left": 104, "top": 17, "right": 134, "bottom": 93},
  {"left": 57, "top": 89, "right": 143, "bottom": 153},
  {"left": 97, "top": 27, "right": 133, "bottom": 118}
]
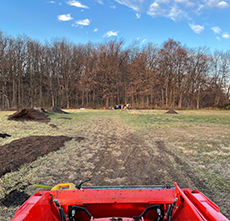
[{"left": 0, "top": 0, "right": 230, "bottom": 51}]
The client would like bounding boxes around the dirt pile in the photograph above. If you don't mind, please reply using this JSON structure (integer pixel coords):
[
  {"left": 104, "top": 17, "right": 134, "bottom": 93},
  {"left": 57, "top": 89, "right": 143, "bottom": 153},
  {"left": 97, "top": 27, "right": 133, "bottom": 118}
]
[
  {"left": 0, "top": 136, "right": 72, "bottom": 177},
  {"left": 49, "top": 106, "right": 68, "bottom": 114},
  {"left": 8, "top": 108, "right": 50, "bottom": 123},
  {"left": 0, "top": 190, "right": 30, "bottom": 207},
  {"left": 165, "top": 109, "right": 178, "bottom": 114},
  {"left": 33, "top": 107, "right": 47, "bottom": 113}
]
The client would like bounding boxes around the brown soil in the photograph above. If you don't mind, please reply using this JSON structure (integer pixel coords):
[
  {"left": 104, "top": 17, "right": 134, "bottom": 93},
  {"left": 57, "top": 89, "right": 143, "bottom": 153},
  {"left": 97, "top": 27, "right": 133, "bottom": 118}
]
[
  {"left": 8, "top": 108, "right": 50, "bottom": 123},
  {"left": 58, "top": 117, "right": 72, "bottom": 120},
  {"left": 49, "top": 106, "right": 68, "bottom": 114},
  {"left": 49, "top": 124, "right": 58, "bottom": 129},
  {"left": 75, "top": 137, "right": 85, "bottom": 142},
  {"left": 165, "top": 109, "right": 178, "bottom": 114},
  {"left": 0, "top": 190, "right": 30, "bottom": 208},
  {"left": 0, "top": 136, "right": 72, "bottom": 177}
]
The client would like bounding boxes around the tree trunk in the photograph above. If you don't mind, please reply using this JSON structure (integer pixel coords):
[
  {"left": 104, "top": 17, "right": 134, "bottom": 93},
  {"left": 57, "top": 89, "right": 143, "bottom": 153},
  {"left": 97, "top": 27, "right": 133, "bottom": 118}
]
[
  {"left": 106, "top": 96, "right": 109, "bottom": 108},
  {"left": 66, "top": 88, "right": 69, "bottom": 108},
  {"left": 146, "top": 95, "right": 149, "bottom": 106},
  {"left": 166, "top": 85, "right": 168, "bottom": 108},
  {"left": 161, "top": 89, "right": 164, "bottom": 107},
  {"left": 82, "top": 90, "right": 84, "bottom": 107},
  {"left": 197, "top": 88, "right": 200, "bottom": 109},
  {"left": 178, "top": 92, "right": 182, "bottom": 108}
]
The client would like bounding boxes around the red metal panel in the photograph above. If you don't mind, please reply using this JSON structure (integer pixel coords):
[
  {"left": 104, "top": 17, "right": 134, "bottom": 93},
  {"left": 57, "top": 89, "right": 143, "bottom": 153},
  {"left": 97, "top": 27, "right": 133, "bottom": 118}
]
[
  {"left": 40, "top": 188, "right": 176, "bottom": 205},
  {"left": 11, "top": 192, "right": 60, "bottom": 221}
]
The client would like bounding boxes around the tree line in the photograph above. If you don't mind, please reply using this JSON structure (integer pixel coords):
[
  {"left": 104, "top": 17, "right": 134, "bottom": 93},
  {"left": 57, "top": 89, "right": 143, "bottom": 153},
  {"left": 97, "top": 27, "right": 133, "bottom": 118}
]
[{"left": 0, "top": 30, "right": 230, "bottom": 110}]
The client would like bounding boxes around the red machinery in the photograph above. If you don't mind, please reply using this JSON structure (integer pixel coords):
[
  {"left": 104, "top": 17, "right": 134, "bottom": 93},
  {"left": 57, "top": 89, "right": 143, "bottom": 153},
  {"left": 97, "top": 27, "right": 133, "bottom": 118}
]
[{"left": 11, "top": 182, "right": 229, "bottom": 221}]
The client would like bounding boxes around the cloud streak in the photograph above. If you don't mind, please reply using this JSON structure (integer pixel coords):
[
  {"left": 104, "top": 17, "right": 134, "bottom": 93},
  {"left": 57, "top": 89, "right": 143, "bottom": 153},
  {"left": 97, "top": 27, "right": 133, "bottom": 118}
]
[
  {"left": 114, "top": 0, "right": 143, "bottom": 11},
  {"left": 67, "top": 0, "right": 89, "bottom": 9},
  {"left": 189, "top": 23, "right": 204, "bottom": 34},
  {"left": 72, "top": 19, "right": 90, "bottom": 27},
  {"left": 222, "top": 33, "right": 230, "bottom": 39},
  {"left": 211, "top": 26, "right": 222, "bottom": 34},
  {"left": 103, "top": 30, "right": 119, "bottom": 37},
  {"left": 58, "top": 14, "right": 73, "bottom": 21}
]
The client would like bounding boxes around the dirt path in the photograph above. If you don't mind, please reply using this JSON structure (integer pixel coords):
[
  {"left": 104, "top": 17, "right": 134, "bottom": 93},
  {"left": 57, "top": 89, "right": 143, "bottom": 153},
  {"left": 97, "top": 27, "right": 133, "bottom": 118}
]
[{"left": 0, "top": 114, "right": 228, "bottom": 220}]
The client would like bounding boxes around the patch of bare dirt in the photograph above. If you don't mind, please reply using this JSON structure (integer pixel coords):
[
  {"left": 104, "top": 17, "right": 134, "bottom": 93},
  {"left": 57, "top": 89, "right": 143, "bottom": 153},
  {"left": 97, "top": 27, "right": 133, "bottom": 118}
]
[
  {"left": 75, "top": 137, "right": 85, "bottom": 142},
  {"left": 8, "top": 108, "right": 50, "bottom": 123},
  {"left": 49, "top": 124, "right": 58, "bottom": 129},
  {"left": 0, "top": 136, "right": 72, "bottom": 177},
  {"left": 165, "top": 109, "right": 178, "bottom": 114},
  {"left": 58, "top": 117, "right": 72, "bottom": 120}
]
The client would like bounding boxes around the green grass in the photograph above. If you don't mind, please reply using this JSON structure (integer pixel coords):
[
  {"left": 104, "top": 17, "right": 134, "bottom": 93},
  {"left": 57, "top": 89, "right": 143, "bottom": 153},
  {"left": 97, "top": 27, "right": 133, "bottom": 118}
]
[
  {"left": 121, "top": 110, "right": 230, "bottom": 129},
  {"left": 204, "top": 172, "right": 230, "bottom": 191}
]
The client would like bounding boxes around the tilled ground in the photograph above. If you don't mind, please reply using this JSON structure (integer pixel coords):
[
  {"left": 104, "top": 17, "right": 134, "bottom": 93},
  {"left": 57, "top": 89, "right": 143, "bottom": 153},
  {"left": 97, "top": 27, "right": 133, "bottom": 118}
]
[{"left": 0, "top": 114, "right": 229, "bottom": 220}]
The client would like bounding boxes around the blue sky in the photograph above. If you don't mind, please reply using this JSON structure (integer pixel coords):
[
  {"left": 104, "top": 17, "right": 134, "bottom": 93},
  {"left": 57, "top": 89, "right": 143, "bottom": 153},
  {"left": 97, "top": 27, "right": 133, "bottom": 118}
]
[{"left": 0, "top": 0, "right": 230, "bottom": 51}]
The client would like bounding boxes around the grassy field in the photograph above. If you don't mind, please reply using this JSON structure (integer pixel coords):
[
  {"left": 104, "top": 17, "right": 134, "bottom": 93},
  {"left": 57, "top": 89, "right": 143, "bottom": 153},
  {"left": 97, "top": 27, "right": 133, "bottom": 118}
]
[{"left": 0, "top": 109, "right": 230, "bottom": 219}]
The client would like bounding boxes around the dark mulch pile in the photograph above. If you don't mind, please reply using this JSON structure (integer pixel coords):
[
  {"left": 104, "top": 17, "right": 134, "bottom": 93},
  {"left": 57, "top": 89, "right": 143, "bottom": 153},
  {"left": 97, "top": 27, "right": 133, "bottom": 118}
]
[
  {"left": 0, "top": 136, "right": 72, "bottom": 177},
  {"left": 49, "top": 106, "right": 68, "bottom": 114},
  {"left": 8, "top": 108, "right": 50, "bottom": 123},
  {"left": 0, "top": 190, "right": 30, "bottom": 207},
  {"left": 165, "top": 109, "right": 178, "bottom": 114}
]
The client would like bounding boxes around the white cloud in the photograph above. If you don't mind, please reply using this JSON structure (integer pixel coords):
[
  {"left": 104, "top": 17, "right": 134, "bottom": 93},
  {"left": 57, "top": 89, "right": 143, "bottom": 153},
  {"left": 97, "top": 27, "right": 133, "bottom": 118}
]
[
  {"left": 114, "top": 0, "right": 142, "bottom": 11},
  {"left": 67, "top": 0, "right": 89, "bottom": 9},
  {"left": 167, "top": 5, "right": 186, "bottom": 21},
  {"left": 72, "top": 19, "right": 90, "bottom": 27},
  {"left": 189, "top": 23, "right": 204, "bottom": 34},
  {"left": 49, "top": 1, "right": 55, "bottom": 3},
  {"left": 147, "top": 2, "right": 166, "bottom": 17},
  {"left": 93, "top": 28, "right": 99, "bottom": 32},
  {"left": 136, "top": 13, "right": 141, "bottom": 18},
  {"left": 96, "top": 0, "right": 104, "bottom": 4},
  {"left": 58, "top": 14, "right": 73, "bottom": 21},
  {"left": 205, "top": 0, "right": 228, "bottom": 8},
  {"left": 217, "top": 1, "right": 228, "bottom": 8},
  {"left": 111, "top": 5, "right": 116, "bottom": 9},
  {"left": 103, "top": 30, "right": 119, "bottom": 37},
  {"left": 205, "top": 0, "right": 219, "bottom": 7},
  {"left": 156, "top": 0, "right": 170, "bottom": 3},
  {"left": 216, "top": 36, "right": 221, "bottom": 41},
  {"left": 142, "top": 39, "right": 146, "bottom": 43},
  {"left": 174, "top": 0, "right": 195, "bottom": 7},
  {"left": 222, "top": 33, "right": 230, "bottom": 39},
  {"left": 211, "top": 26, "right": 222, "bottom": 34}
]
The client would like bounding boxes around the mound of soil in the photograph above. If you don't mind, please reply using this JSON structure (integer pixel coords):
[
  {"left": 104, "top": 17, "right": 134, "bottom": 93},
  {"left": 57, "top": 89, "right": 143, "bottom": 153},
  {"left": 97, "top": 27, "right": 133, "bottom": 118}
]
[
  {"left": 165, "top": 109, "right": 178, "bottom": 114},
  {"left": 8, "top": 108, "right": 50, "bottom": 123},
  {"left": 0, "top": 136, "right": 72, "bottom": 177},
  {"left": 0, "top": 190, "right": 30, "bottom": 207},
  {"left": 33, "top": 107, "right": 47, "bottom": 113},
  {"left": 50, "top": 106, "right": 68, "bottom": 114}
]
